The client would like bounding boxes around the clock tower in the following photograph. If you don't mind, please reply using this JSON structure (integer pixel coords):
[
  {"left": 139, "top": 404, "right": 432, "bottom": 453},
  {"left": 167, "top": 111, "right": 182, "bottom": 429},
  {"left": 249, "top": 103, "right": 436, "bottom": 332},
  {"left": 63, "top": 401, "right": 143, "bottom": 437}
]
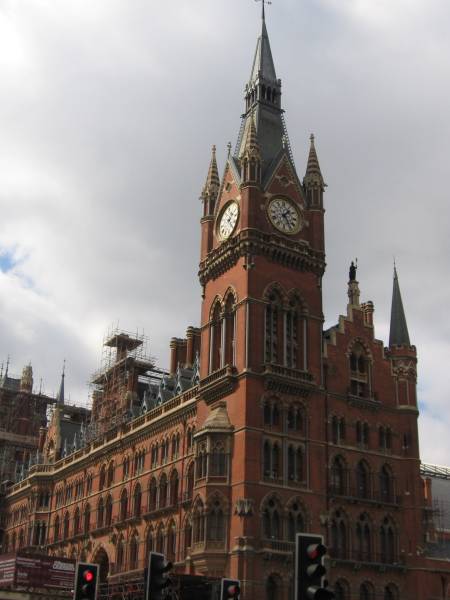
[{"left": 195, "top": 7, "right": 328, "bottom": 591}]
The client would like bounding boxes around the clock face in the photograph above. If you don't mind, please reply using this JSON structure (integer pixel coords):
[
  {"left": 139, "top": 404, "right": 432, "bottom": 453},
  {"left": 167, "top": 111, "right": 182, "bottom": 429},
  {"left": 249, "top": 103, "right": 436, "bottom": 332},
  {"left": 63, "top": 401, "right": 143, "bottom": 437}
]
[
  {"left": 218, "top": 201, "right": 239, "bottom": 240},
  {"left": 267, "top": 197, "right": 301, "bottom": 234}
]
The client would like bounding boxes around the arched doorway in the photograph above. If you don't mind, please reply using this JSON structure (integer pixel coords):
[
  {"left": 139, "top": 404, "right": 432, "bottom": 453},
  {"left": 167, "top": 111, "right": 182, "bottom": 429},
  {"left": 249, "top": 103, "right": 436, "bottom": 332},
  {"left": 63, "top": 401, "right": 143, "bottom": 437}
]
[{"left": 93, "top": 547, "right": 110, "bottom": 584}]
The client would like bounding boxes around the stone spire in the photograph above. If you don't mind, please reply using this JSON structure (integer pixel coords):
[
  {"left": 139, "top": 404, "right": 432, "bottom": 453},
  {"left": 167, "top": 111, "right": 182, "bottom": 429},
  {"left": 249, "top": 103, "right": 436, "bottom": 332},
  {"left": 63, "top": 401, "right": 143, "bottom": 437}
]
[
  {"left": 389, "top": 266, "right": 411, "bottom": 347},
  {"left": 240, "top": 114, "right": 262, "bottom": 184},
  {"left": 303, "top": 134, "right": 325, "bottom": 208},
  {"left": 56, "top": 360, "right": 65, "bottom": 405},
  {"left": 304, "top": 134, "right": 324, "bottom": 187},
  {"left": 201, "top": 145, "right": 220, "bottom": 216},
  {"left": 235, "top": 8, "right": 288, "bottom": 178}
]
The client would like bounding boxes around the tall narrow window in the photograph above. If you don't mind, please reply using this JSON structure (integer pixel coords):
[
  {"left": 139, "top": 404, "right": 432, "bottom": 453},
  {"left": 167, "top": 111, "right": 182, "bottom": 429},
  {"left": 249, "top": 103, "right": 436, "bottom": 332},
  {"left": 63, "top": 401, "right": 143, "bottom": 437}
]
[
  {"left": 105, "top": 495, "right": 113, "bottom": 526},
  {"left": 285, "top": 305, "right": 298, "bottom": 368},
  {"left": 380, "top": 465, "right": 393, "bottom": 503},
  {"left": 129, "top": 534, "right": 139, "bottom": 570},
  {"left": 265, "top": 292, "right": 282, "bottom": 364},
  {"left": 159, "top": 474, "right": 168, "bottom": 508},
  {"left": 83, "top": 504, "right": 91, "bottom": 534},
  {"left": 120, "top": 489, "right": 128, "bottom": 522},
  {"left": 350, "top": 343, "right": 370, "bottom": 398},
  {"left": 356, "top": 462, "right": 370, "bottom": 499},
  {"left": 133, "top": 484, "right": 142, "bottom": 517},
  {"left": 224, "top": 294, "right": 236, "bottom": 366},
  {"left": 210, "top": 302, "right": 222, "bottom": 372},
  {"left": 186, "top": 463, "right": 194, "bottom": 500},
  {"left": 97, "top": 498, "right": 104, "bottom": 529},
  {"left": 169, "top": 471, "right": 179, "bottom": 505}
]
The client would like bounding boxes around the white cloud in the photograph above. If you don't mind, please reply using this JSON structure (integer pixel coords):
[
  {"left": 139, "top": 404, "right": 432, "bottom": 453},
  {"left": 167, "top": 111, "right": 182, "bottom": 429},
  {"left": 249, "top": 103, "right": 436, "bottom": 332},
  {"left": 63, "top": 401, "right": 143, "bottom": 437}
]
[{"left": 0, "top": 0, "right": 449, "bottom": 464}]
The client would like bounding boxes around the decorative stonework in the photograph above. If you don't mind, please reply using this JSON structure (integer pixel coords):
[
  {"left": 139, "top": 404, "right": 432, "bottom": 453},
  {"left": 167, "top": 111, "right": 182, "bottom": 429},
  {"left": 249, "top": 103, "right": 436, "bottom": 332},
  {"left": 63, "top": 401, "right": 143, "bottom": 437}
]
[{"left": 234, "top": 498, "right": 255, "bottom": 516}]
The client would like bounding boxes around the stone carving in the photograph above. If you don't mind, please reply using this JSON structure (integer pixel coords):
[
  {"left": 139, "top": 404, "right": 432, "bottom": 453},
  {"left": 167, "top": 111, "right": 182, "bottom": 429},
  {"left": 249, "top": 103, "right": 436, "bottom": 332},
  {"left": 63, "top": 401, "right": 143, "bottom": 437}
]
[{"left": 234, "top": 498, "right": 254, "bottom": 516}]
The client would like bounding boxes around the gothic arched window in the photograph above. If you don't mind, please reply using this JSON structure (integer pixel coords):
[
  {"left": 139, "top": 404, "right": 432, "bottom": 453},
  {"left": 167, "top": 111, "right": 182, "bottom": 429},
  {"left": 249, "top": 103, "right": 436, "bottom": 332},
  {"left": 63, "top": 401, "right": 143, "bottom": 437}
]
[
  {"left": 159, "top": 474, "right": 168, "bottom": 508},
  {"left": 356, "top": 513, "right": 371, "bottom": 561},
  {"left": 186, "top": 462, "right": 194, "bottom": 499},
  {"left": 83, "top": 504, "right": 91, "bottom": 534},
  {"left": 74, "top": 507, "right": 81, "bottom": 535},
  {"left": 156, "top": 524, "right": 165, "bottom": 554},
  {"left": 54, "top": 515, "right": 60, "bottom": 542},
  {"left": 99, "top": 464, "right": 106, "bottom": 491},
  {"left": 380, "top": 517, "right": 397, "bottom": 564},
  {"left": 334, "top": 580, "right": 350, "bottom": 600},
  {"left": 210, "top": 301, "right": 222, "bottom": 373},
  {"left": 105, "top": 495, "right": 113, "bottom": 526},
  {"left": 210, "top": 442, "right": 227, "bottom": 476},
  {"left": 262, "top": 497, "right": 282, "bottom": 540},
  {"left": 380, "top": 465, "right": 394, "bottom": 503},
  {"left": 359, "top": 582, "right": 375, "bottom": 600},
  {"left": 193, "top": 500, "right": 205, "bottom": 543},
  {"left": 223, "top": 294, "right": 236, "bottom": 366},
  {"left": 169, "top": 470, "right": 179, "bottom": 506},
  {"left": 265, "top": 291, "right": 282, "bottom": 364},
  {"left": 285, "top": 299, "right": 299, "bottom": 368},
  {"left": 287, "top": 501, "right": 305, "bottom": 541},
  {"left": 167, "top": 521, "right": 177, "bottom": 561},
  {"left": 207, "top": 499, "right": 225, "bottom": 542},
  {"left": 356, "top": 461, "right": 371, "bottom": 499},
  {"left": 129, "top": 533, "right": 139, "bottom": 570},
  {"left": 120, "top": 488, "right": 128, "bottom": 522},
  {"left": 116, "top": 536, "right": 125, "bottom": 572},
  {"left": 146, "top": 527, "right": 154, "bottom": 554},
  {"left": 330, "top": 456, "right": 347, "bottom": 495},
  {"left": 148, "top": 477, "right": 157, "bottom": 511},
  {"left": 330, "top": 511, "right": 347, "bottom": 559},
  {"left": 107, "top": 461, "right": 115, "bottom": 486},
  {"left": 133, "top": 483, "right": 142, "bottom": 517},
  {"left": 97, "top": 497, "right": 104, "bottom": 529}
]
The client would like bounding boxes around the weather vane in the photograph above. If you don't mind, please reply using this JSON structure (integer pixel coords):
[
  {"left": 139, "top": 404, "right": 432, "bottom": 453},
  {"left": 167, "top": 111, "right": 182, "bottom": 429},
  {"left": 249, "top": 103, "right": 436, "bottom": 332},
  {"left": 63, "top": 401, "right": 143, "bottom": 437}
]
[{"left": 255, "top": 0, "right": 272, "bottom": 20}]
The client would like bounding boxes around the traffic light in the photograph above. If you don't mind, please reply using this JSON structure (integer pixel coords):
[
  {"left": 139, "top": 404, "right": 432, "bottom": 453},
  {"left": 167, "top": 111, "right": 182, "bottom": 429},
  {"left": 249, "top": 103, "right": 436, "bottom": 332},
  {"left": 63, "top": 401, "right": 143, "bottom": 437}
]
[
  {"left": 73, "top": 562, "right": 99, "bottom": 600},
  {"left": 295, "top": 534, "right": 335, "bottom": 600},
  {"left": 220, "top": 579, "right": 240, "bottom": 600},
  {"left": 146, "top": 552, "right": 173, "bottom": 600}
]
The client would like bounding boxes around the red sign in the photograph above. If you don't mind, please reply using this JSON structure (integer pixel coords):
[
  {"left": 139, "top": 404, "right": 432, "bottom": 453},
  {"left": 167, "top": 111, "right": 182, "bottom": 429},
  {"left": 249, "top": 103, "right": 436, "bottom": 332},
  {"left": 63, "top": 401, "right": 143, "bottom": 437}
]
[{"left": 0, "top": 552, "right": 76, "bottom": 590}]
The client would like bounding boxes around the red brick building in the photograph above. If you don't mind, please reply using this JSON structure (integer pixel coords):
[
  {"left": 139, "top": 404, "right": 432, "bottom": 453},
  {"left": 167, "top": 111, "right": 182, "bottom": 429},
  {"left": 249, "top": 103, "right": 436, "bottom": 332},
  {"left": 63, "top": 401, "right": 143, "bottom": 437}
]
[{"left": 1, "top": 10, "right": 449, "bottom": 600}]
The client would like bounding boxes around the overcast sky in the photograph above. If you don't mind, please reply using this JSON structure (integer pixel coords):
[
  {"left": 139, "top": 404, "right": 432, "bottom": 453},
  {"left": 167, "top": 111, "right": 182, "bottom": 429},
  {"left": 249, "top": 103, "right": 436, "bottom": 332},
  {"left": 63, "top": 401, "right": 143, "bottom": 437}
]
[{"left": 0, "top": 0, "right": 449, "bottom": 465}]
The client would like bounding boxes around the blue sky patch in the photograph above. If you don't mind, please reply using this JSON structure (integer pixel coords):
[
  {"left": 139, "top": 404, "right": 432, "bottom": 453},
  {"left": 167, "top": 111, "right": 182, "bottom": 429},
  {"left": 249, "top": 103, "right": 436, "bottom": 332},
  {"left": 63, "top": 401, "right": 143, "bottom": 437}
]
[{"left": 0, "top": 249, "right": 16, "bottom": 273}]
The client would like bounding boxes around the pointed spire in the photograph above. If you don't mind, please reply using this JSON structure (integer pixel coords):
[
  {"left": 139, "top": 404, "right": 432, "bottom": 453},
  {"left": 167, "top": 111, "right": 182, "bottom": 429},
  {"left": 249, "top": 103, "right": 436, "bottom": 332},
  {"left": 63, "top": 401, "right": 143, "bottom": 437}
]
[
  {"left": 202, "top": 145, "right": 220, "bottom": 197},
  {"left": 235, "top": 7, "right": 287, "bottom": 177},
  {"left": 241, "top": 114, "right": 261, "bottom": 159},
  {"left": 250, "top": 5, "right": 277, "bottom": 85},
  {"left": 201, "top": 145, "right": 220, "bottom": 216},
  {"left": 56, "top": 360, "right": 65, "bottom": 405},
  {"left": 389, "top": 266, "right": 411, "bottom": 346},
  {"left": 304, "top": 134, "right": 324, "bottom": 186}
]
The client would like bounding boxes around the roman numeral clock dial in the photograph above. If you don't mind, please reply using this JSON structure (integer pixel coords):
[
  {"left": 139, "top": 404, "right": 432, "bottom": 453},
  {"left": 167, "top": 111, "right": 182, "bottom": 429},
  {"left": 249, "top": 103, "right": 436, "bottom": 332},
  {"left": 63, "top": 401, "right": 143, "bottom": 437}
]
[
  {"left": 218, "top": 201, "right": 239, "bottom": 240},
  {"left": 267, "top": 197, "right": 301, "bottom": 234}
]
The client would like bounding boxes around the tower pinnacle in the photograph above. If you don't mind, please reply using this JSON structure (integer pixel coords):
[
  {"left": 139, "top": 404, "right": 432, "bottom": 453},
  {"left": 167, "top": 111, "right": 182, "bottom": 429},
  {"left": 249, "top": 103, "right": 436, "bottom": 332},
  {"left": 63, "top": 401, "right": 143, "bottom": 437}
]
[
  {"left": 389, "top": 266, "right": 411, "bottom": 346},
  {"left": 56, "top": 360, "right": 65, "bottom": 405},
  {"left": 234, "top": 7, "right": 289, "bottom": 180}
]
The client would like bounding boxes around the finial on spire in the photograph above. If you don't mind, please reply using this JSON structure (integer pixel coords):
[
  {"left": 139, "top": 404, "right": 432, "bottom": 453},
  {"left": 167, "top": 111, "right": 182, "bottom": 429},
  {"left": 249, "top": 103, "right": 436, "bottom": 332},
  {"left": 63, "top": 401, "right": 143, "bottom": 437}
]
[
  {"left": 256, "top": 0, "right": 272, "bottom": 21},
  {"left": 227, "top": 142, "right": 232, "bottom": 157},
  {"left": 5, "top": 355, "right": 10, "bottom": 378}
]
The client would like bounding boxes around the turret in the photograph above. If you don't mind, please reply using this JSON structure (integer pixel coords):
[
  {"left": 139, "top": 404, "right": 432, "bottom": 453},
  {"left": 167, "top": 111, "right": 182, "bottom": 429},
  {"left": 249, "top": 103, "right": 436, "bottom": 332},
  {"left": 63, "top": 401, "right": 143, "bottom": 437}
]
[
  {"left": 303, "top": 134, "right": 325, "bottom": 209},
  {"left": 200, "top": 146, "right": 220, "bottom": 260},
  {"left": 388, "top": 267, "right": 417, "bottom": 408}
]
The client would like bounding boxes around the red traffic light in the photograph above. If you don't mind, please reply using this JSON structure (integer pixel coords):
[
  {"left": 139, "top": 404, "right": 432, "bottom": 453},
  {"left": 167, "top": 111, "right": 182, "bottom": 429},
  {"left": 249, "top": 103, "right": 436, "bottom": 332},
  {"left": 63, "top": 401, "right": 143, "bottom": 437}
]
[
  {"left": 306, "top": 543, "right": 327, "bottom": 560},
  {"left": 83, "top": 570, "right": 94, "bottom": 583},
  {"left": 227, "top": 584, "right": 240, "bottom": 597}
]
